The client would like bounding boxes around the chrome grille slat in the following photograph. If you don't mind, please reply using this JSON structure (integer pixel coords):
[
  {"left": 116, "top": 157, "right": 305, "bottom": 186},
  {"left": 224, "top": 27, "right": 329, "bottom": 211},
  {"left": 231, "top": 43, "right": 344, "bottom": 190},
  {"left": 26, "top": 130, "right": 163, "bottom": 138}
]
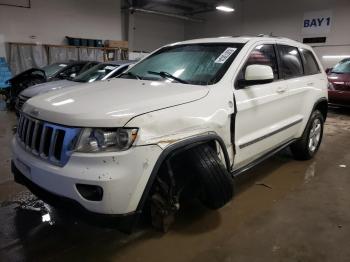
[
  {"left": 16, "top": 113, "right": 81, "bottom": 167},
  {"left": 39, "top": 126, "right": 48, "bottom": 157}
]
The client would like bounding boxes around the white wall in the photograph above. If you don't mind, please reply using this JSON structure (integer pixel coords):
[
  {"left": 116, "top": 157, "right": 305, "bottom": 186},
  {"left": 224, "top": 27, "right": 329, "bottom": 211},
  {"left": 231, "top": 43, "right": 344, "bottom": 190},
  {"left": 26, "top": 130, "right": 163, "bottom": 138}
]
[
  {"left": 0, "top": 34, "right": 5, "bottom": 58},
  {"left": 185, "top": 0, "right": 350, "bottom": 68},
  {"left": 128, "top": 12, "right": 185, "bottom": 52},
  {"left": 0, "top": 0, "right": 122, "bottom": 46}
]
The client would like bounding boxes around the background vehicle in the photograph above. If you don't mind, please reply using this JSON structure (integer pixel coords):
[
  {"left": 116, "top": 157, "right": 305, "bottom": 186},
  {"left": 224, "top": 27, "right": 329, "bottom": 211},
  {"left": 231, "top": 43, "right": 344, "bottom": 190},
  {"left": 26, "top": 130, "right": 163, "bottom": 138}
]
[
  {"left": 327, "top": 58, "right": 350, "bottom": 107},
  {"left": 6, "top": 61, "right": 98, "bottom": 109},
  {"left": 16, "top": 60, "right": 133, "bottom": 112},
  {"left": 12, "top": 37, "right": 328, "bottom": 232}
]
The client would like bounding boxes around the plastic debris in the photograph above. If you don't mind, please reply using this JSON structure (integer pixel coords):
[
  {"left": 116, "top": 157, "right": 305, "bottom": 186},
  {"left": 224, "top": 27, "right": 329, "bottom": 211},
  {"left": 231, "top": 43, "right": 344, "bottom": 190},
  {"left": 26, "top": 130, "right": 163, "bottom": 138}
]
[{"left": 255, "top": 182, "right": 272, "bottom": 189}]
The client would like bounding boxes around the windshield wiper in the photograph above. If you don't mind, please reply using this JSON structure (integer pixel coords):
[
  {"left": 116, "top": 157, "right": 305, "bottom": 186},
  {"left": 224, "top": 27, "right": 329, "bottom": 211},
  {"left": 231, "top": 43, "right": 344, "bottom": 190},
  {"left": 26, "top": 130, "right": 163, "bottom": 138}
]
[
  {"left": 119, "top": 72, "right": 142, "bottom": 80},
  {"left": 148, "top": 71, "right": 188, "bottom": 84}
]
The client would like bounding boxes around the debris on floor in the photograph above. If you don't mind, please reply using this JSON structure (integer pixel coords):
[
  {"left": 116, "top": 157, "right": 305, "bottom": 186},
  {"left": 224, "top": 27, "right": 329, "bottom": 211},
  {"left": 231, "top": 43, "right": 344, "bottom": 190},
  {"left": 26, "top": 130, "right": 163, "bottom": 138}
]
[{"left": 255, "top": 182, "right": 273, "bottom": 189}]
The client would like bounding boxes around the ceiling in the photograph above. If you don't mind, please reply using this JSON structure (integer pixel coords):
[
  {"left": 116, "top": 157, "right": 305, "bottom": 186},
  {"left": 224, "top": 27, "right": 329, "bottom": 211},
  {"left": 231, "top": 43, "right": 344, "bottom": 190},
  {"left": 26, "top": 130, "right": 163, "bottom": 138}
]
[{"left": 124, "top": 0, "right": 223, "bottom": 16}]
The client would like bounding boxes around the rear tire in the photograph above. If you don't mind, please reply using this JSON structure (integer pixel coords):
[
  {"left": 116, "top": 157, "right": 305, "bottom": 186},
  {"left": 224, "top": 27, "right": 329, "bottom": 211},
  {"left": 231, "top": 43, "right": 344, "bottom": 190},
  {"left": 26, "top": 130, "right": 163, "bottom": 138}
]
[
  {"left": 187, "top": 144, "right": 234, "bottom": 209},
  {"left": 290, "top": 110, "right": 324, "bottom": 160}
]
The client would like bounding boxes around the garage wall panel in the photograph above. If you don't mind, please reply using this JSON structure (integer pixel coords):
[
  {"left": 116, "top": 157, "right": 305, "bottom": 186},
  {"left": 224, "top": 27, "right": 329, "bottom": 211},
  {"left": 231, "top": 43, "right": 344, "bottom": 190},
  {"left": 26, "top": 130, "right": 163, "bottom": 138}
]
[
  {"left": 184, "top": 0, "right": 350, "bottom": 67},
  {"left": 0, "top": 0, "right": 122, "bottom": 46},
  {"left": 129, "top": 12, "right": 185, "bottom": 52}
]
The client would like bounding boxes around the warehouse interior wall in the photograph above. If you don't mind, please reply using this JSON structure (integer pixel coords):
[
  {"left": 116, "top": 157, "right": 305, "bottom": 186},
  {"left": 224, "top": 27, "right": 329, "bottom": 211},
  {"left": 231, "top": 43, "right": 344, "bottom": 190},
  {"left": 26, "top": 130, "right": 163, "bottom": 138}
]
[
  {"left": 0, "top": 0, "right": 122, "bottom": 47},
  {"left": 1, "top": 0, "right": 350, "bottom": 67},
  {"left": 185, "top": 0, "right": 350, "bottom": 68},
  {"left": 128, "top": 12, "right": 185, "bottom": 53},
  {"left": 0, "top": 34, "right": 5, "bottom": 58}
]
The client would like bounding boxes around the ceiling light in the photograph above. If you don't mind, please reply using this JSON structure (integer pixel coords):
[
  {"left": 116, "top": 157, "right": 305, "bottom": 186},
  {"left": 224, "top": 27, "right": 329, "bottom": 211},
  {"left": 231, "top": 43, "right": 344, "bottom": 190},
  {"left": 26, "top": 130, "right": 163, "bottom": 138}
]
[
  {"left": 216, "top": 5, "right": 235, "bottom": 12},
  {"left": 322, "top": 55, "right": 350, "bottom": 59}
]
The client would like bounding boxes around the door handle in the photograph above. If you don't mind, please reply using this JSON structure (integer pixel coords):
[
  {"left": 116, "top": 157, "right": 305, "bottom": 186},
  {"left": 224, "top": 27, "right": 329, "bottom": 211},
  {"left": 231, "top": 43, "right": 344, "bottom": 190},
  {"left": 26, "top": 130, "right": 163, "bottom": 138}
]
[
  {"left": 307, "top": 82, "right": 314, "bottom": 86},
  {"left": 276, "top": 86, "right": 286, "bottom": 93}
]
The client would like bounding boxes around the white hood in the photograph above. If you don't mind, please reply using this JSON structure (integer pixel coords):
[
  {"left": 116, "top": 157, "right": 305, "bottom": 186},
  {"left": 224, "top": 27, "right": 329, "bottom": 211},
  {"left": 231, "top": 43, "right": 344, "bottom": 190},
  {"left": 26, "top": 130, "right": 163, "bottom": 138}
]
[
  {"left": 20, "top": 80, "right": 81, "bottom": 98},
  {"left": 23, "top": 78, "right": 209, "bottom": 127}
]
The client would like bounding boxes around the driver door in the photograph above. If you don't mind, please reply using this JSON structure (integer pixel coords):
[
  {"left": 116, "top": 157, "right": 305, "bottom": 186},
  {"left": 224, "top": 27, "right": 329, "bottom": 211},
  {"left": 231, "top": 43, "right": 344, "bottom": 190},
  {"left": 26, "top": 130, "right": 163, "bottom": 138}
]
[{"left": 233, "top": 43, "right": 290, "bottom": 170}]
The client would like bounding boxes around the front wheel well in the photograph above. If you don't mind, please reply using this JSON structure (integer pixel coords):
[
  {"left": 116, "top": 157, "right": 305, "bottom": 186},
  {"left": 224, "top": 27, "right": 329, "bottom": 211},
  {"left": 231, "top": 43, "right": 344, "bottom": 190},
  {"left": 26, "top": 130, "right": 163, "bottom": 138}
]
[{"left": 136, "top": 135, "right": 231, "bottom": 212}]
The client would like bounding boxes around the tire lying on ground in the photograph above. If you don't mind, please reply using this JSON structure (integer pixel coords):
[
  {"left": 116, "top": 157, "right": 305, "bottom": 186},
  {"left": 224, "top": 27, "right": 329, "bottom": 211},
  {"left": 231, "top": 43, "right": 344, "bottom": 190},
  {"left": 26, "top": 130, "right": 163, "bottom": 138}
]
[{"left": 187, "top": 143, "right": 235, "bottom": 209}]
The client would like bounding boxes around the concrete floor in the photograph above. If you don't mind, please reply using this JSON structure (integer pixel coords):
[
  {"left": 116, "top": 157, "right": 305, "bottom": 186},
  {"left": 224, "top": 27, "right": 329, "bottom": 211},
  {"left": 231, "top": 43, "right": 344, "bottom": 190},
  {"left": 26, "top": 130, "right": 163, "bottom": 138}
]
[{"left": 0, "top": 101, "right": 349, "bottom": 262}]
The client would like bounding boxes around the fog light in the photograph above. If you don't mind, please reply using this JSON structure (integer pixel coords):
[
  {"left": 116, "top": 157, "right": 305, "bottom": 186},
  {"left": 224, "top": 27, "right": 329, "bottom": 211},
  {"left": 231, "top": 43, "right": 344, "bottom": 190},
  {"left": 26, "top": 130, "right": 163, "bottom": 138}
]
[{"left": 76, "top": 184, "right": 103, "bottom": 201}]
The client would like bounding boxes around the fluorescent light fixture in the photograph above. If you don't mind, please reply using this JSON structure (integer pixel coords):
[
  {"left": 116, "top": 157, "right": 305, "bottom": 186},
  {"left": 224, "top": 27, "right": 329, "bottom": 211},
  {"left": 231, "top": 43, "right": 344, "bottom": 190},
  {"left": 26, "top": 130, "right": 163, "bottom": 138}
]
[
  {"left": 323, "top": 55, "right": 350, "bottom": 59},
  {"left": 216, "top": 5, "right": 235, "bottom": 12}
]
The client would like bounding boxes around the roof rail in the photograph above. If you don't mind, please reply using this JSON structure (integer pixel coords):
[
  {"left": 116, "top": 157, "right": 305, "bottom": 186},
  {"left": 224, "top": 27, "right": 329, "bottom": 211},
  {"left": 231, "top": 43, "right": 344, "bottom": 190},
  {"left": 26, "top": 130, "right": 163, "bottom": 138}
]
[{"left": 257, "top": 33, "right": 280, "bottom": 38}]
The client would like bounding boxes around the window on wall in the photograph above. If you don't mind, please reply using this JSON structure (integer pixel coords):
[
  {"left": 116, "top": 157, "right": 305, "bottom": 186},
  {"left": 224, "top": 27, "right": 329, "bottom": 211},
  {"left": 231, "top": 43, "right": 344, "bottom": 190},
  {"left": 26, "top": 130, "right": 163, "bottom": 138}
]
[
  {"left": 239, "top": 44, "right": 279, "bottom": 81},
  {"left": 300, "top": 49, "right": 321, "bottom": 75},
  {"left": 277, "top": 45, "right": 304, "bottom": 79}
]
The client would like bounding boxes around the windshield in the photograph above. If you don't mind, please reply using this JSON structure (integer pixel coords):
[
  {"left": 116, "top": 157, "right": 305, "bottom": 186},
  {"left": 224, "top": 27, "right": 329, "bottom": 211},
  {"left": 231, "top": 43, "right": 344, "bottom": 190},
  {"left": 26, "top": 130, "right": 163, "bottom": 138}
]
[
  {"left": 121, "top": 43, "right": 244, "bottom": 85},
  {"left": 332, "top": 59, "right": 350, "bottom": 74},
  {"left": 73, "top": 63, "right": 120, "bottom": 83},
  {"left": 42, "top": 63, "right": 67, "bottom": 77}
]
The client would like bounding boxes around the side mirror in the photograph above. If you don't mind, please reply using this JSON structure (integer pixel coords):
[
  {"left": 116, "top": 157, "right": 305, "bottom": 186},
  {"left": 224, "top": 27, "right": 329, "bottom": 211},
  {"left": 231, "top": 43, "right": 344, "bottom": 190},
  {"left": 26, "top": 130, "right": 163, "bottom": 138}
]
[{"left": 238, "top": 64, "right": 274, "bottom": 88}]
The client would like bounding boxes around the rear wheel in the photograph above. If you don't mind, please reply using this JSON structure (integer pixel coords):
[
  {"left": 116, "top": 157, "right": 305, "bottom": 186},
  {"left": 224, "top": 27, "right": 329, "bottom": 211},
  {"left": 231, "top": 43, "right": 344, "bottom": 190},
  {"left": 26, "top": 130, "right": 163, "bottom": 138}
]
[{"left": 290, "top": 110, "right": 324, "bottom": 160}]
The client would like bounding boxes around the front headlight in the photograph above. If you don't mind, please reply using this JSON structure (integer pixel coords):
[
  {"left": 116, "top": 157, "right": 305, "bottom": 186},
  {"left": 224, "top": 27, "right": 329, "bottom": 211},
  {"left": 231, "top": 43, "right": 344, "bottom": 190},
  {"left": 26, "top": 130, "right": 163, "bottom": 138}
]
[{"left": 76, "top": 128, "right": 138, "bottom": 153}]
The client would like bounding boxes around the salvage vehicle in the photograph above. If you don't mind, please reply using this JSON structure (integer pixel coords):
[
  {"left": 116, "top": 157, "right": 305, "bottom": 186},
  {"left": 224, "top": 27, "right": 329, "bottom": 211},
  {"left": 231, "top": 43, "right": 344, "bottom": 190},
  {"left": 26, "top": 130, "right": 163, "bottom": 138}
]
[
  {"left": 6, "top": 61, "right": 98, "bottom": 109},
  {"left": 327, "top": 58, "right": 350, "bottom": 107},
  {"left": 16, "top": 61, "right": 133, "bottom": 112},
  {"left": 12, "top": 36, "right": 328, "bottom": 232}
]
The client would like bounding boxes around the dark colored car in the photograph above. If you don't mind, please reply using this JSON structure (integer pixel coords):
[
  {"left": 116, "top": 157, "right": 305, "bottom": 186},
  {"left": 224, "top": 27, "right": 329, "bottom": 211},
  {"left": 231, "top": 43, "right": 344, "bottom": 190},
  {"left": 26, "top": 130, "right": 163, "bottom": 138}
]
[
  {"left": 327, "top": 58, "right": 350, "bottom": 107},
  {"left": 16, "top": 60, "right": 134, "bottom": 112},
  {"left": 6, "top": 61, "right": 98, "bottom": 109}
]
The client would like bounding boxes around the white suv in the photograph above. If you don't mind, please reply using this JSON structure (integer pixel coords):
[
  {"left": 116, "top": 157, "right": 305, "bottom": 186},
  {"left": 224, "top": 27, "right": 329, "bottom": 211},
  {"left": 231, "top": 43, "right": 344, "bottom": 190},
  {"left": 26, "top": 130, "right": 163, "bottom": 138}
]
[{"left": 12, "top": 36, "right": 328, "bottom": 232}]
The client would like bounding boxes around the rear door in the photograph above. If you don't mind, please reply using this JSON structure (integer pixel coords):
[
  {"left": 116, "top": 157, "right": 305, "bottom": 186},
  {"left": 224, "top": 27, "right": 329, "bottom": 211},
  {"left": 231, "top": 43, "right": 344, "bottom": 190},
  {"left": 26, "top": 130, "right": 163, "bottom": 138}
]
[
  {"left": 233, "top": 42, "right": 291, "bottom": 169},
  {"left": 277, "top": 45, "right": 321, "bottom": 137}
]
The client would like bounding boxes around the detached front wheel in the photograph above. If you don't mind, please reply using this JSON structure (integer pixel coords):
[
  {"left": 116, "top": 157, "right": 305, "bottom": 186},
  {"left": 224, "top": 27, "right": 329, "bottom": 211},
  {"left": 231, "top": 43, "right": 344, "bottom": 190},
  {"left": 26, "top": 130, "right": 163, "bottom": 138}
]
[{"left": 187, "top": 144, "right": 234, "bottom": 209}]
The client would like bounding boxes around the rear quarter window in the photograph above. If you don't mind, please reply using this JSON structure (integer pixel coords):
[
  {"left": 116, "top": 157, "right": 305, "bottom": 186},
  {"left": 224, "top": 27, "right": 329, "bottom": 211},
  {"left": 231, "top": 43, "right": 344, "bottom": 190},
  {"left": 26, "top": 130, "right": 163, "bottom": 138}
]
[{"left": 300, "top": 49, "right": 321, "bottom": 75}]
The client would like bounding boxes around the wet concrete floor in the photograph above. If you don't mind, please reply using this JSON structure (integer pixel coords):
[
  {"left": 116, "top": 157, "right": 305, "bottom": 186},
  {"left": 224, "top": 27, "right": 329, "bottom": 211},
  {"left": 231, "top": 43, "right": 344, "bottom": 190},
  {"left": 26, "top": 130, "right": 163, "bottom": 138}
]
[{"left": 0, "top": 104, "right": 349, "bottom": 262}]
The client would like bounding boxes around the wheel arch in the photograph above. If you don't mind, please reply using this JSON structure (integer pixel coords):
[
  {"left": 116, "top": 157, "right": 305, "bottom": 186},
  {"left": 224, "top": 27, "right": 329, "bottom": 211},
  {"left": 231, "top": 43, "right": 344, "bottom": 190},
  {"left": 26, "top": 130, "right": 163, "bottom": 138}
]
[
  {"left": 135, "top": 133, "right": 231, "bottom": 212},
  {"left": 313, "top": 97, "right": 328, "bottom": 121}
]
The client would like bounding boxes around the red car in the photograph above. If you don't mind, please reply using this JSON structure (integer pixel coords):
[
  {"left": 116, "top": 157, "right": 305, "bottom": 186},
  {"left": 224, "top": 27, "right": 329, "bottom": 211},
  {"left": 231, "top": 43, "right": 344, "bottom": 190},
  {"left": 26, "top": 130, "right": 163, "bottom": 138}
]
[{"left": 327, "top": 58, "right": 350, "bottom": 107}]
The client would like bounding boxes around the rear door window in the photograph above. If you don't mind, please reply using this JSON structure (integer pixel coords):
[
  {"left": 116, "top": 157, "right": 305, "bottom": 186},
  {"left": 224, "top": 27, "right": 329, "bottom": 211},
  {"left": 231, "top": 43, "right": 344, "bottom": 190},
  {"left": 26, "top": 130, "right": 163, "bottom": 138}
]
[
  {"left": 277, "top": 45, "right": 304, "bottom": 79},
  {"left": 299, "top": 49, "right": 321, "bottom": 75}
]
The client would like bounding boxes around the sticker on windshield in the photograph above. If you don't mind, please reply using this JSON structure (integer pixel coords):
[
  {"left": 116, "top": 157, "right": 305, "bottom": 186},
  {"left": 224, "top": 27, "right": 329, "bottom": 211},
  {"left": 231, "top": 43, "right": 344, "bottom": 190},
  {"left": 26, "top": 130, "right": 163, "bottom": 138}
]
[
  {"left": 59, "top": 64, "right": 67, "bottom": 67},
  {"left": 214, "top": 48, "right": 237, "bottom": 64},
  {"left": 104, "top": 66, "right": 117, "bottom": 70}
]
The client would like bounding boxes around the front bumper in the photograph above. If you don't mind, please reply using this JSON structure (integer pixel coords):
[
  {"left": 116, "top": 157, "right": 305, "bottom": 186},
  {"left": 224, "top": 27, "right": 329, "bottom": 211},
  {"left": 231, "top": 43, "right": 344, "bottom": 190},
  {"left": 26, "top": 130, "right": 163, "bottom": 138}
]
[
  {"left": 11, "top": 137, "right": 162, "bottom": 215},
  {"left": 328, "top": 90, "right": 350, "bottom": 106}
]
